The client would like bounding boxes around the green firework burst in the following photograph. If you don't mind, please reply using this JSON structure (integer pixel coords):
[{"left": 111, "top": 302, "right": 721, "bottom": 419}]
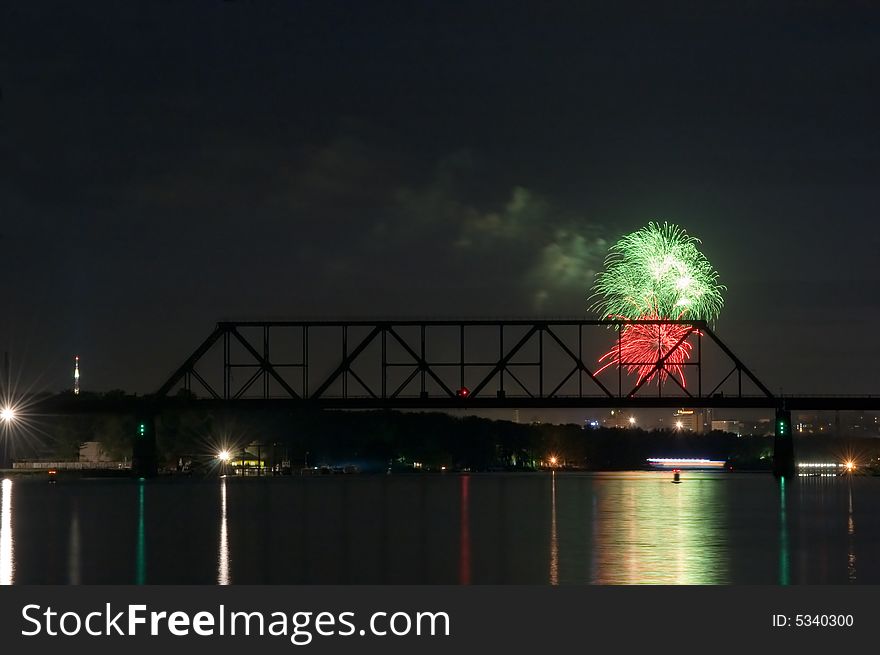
[{"left": 590, "top": 221, "right": 725, "bottom": 322}]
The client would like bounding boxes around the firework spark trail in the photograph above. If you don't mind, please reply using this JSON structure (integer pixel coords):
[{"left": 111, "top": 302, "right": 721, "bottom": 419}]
[
  {"left": 595, "top": 314, "right": 699, "bottom": 388},
  {"left": 590, "top": 221, "right": 725, "bottom": 323}
]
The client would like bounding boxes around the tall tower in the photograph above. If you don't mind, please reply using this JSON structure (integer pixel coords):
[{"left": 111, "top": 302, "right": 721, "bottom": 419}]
[{"left": 74, "top": 356, "right": 80, "bottom": 395}]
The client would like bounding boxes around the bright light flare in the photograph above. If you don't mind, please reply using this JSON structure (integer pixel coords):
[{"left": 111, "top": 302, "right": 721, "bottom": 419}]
[
  {"left": 0, "top": 366, "right": 57, "bottom": 457},
  {"left": 675, "top": 420, "right": 684, "bottom": 430},
  {"left": 217, "top": 450, "right": 232, "bottom": 463},
  {"left": 628, "top": 416, "right": 636, "bottom": 426},
  {"left": 548, "top": 455, "right": 558, "bottom": 467},
  {"left": 845, "top": 460, "right": 856, "bottom": 472}
]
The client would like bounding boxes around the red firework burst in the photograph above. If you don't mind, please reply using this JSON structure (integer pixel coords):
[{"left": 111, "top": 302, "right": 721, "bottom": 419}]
[{"left": 596, "top": 314, "right": 700, "bottom": 389}]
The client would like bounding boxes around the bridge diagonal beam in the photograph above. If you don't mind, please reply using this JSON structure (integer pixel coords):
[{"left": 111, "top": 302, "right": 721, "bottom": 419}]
[
  {"left": 469, "top": 325, "right": 539, "bottom": 398},
  {"left": 233, "top": 367, "right": 265, "bottom": 400},
  {"left": 386, "top": 326, "right": 455, "bottom": 397},
  {"left": 702, "top": 326, "right": 774, "bottom": 398},
  {"left": 155, "top": 325, "right": 226, "bottom": 398},
  {"left": 311, "top": 326, "right": 383, "bottom": 399},
  {"left": 189, "top": 367, "right": 222, "bottom": 400},
  {"left": 348, "top": 367, "right": 379, "bottom": 399},
  {"left": 229, "top": 327, "right": 300, "bottom": 400},
  {"left": 708, "top": 365, "right": 737, "bottom": 397},
  {"left": 626, "top": 326, "right": 695, "bottom": 398},
  {"left": 663, "top": 367, "right": 693, "bottom": 398},
  {"left": 505, "top": 366, "right": 535, "bottom": 398},
  {"left": 544, "top": 325, "right": 614, "bottom": 398},
  {"left": 548, "top": 365, "right": 579, "bottom": 398},
  {"left": 390, "top": 366, "right": 421, "bottom": 399}
]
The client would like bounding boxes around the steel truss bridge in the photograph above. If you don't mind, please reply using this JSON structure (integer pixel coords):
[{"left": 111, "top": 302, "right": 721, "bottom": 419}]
[
  {"left": 154, "top": 319, "right": 777, "bottom": 408},
  {"left": 27, "top": 318, "right": 880, "bottom": 476}
]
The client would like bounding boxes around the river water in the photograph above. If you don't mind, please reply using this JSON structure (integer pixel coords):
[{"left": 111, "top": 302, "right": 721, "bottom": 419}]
[{"left": 0, "top": 472, "right": 873, "bottom": 584}]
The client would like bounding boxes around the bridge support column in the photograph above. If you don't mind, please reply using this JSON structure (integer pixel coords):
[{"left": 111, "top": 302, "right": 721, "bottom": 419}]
[
  {"left": 132, "top": 414, "right": 158, "bottom": 478},
  {"left": 772, "top": 408, "right": 795, "bottom": 478}
]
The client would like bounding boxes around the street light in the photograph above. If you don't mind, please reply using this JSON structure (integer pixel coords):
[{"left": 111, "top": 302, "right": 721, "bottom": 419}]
[
  {"left": 628, "top": 416, "right": 636, "bottom": 426},
  {"left": 218, "top": 450, "right": 231, "bottom": 463},
  {"left": 0, "top": 407, "right": 16, "bottom": 472}
]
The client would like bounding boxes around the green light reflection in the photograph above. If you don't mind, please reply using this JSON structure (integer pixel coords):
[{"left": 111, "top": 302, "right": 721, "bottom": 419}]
[
  {"left": 136, "top": 479, "right": 146, "bottom": 585},
  {"left": 779, "top": 477, "right": 789, "bottom": 586},
  {"left": 590, "top": 472, "right": 730, "bottom": 584},
  {"left": 549, "top": 471, "right": 558, "bottom": 585}
]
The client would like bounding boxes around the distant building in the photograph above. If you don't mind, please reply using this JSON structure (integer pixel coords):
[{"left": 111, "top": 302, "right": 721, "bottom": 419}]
[
  {"left": 79, "top": 441, "right": 113, "bottom": 463},
  {"left": 673, "top": 409, "right": 702, "bottom": 432},
  {"left": 604, "top": 409, "right": 635, "bottom": 429},
  {"left": 796, "top": 413, "right": 818, "bottom": 434},
  {"left": 711, "top": 420, "right": 742, "bottom": 436},
  {"left": 704, "top": 408, "right": 717, "bottom": 432},
  {"left": 844, "top": 412, "right": 880, "bottom": 437},
  {"left": 740, "top": 418, "right": 773, "bottom": 436},
  {"left": 795, "top": 412, "right": 836, "bottom": 435},
  {"left": 229, "top": 448, "right": 266, "bottom": 476}
]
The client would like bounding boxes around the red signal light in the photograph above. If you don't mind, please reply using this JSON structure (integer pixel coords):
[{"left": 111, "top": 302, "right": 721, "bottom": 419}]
[{"left": 457, "top": 387, "right": 470, "bottom": 398}]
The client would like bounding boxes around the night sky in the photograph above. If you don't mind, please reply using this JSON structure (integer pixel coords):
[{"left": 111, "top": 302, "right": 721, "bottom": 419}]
[{"left": 1, "top": 1, "right": 878, "bottom": 395}]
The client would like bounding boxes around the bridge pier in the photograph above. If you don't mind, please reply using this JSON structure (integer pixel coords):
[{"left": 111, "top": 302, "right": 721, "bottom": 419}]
[
  {"left": 132, "top": 414, "right": 158, "bottom": 478},
  {"left": 772, "top": 408, "right": 795, "bottom": 478}
]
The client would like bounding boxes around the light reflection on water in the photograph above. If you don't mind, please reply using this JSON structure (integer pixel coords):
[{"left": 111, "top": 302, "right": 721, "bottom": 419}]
[
  {"left": 459, "top": 476, "right": 470, "bottom": 585},
  {"left": 779, "top": 477, "right": 789, "bottom": 585},
  {"left": 847, "top": 484, "right": 856, "bottom": 583},
  {"left": 0, "top": 479, "right": 12, "bottom": 585},
  {"left": 218, "top": 477, "right": 230, "bottom": 585},
  {"left": 135, "top": 479, "right": 146, "bottom": 585},
  {"left": 68, "top": 504, "right": 80, "bottom": 585},
  {"left": 589, "top": 472, "right": 729, "bottom": 584},
  {"left": 1, "top": 472, "right": 879, "bottom": 584},
  {"left": 549, "top": 471, "right": 558, "bottom": 585}
]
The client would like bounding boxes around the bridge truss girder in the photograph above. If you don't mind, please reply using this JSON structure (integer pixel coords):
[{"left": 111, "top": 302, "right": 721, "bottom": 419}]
[{"left": 155, "top": 319, "right": 774, "bottom": 405}]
